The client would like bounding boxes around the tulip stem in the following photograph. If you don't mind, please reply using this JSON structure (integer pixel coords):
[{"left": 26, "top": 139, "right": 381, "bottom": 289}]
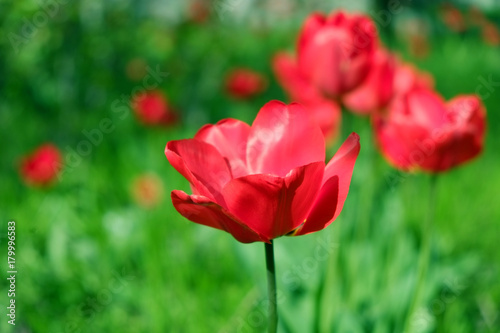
[
  {"left": 265, "top": 241, "right": 278, "bottom": 333},
  {"left": 404, "top": 174, "right": 438, "bottom": 333}
]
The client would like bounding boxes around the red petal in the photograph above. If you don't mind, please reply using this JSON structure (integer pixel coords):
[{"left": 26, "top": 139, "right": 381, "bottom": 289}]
[
  {"left": 419, "top": 128, "right": 482, "bottom": 172},
  {"left": 407, "top": 89, "right": 448, "bottom": 128},
  {"left": 247, "top": 101, "right": 325, "bottom": 177},
  {"left": 272, "top": 55, "right": 341, "bottom": 143},
  {"left": 195, "top": 119, "right": 251, "bottom": 178},
  {"left": 343, "top": 49, "right": 397, "bottom": 114},
  {"left": 304, "top": 100, "right": 342, "bottom": 144},
  {"left": 294, "top": 176, "right": 339, "bottom": 236},
  {"left": 171, "top": 191, "right": 267, "bottom": 243},
  {"left": 446, "top": 95, "right": 485, "bottom": 132},
  {"left": 297, "top": 12, "right": 326, "bottom": 57},
  {"left": 165, "top": 139, "right": 232, "bottom": 203},
  {"left": 298, "top": 12, "right": 376, "bottom": 96},
  {"left": 272, "top": 52, "right": 323, "bottom": 103},
  {"left": 295, "top": 133, "right": 360, "bottom": 235},
  {"left": 222, "top": 162, "right": 324, "bottom": 240}
]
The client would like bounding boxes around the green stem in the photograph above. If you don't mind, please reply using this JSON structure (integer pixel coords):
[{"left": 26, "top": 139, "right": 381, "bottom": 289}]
[
  {"left": 403, "top": 174, "right": 438, "bottom": 333},
  {"left": 265, "top": 241, "right": 278, "bottom": 333}
]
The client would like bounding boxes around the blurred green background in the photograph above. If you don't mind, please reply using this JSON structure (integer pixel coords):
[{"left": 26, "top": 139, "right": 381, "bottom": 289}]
[{"left": 1, "top": 0, "right": 499, "bottom": 332}]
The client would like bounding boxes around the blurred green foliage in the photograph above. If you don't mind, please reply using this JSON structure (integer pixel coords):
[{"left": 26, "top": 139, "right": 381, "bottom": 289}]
[{"left": 1, "top": 0, "right": 499, "bottom": 332}]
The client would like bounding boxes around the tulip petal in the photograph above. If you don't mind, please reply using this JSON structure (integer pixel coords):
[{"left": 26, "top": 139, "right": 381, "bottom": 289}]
[
  {"left": 171, "top": 190, "right": 268, "bottom": 243},
  {"left": 343, "top": 49, "right": 397, "bottom": 114},
  {"left": 247, "top": 101, "right": 325, "bottom": 177},
  {"left": 223, "top": 162, "right": 324, "bottom": 240},
  {"left": 295, "top": 133, "right": 360, "bottom": 235},
  {"left": 297, "top": 12, "right": 326, "bottom": 55},
  {"left": 166, "top": 139, "right": 232, "bottom": 203},
  {"left": 419, "top": 128, "right": 482, "bottom": 172},
  {"left": 407, "top": 89, "right": 448, "bottom": 128},
  {"left": 294, "top": 176, "right": 339, "bottom": 236},
  {"left": 374, "top": 116, "right": 421, "bottom": 171},
  {"left": 305, "top": 100, "right": 342, "bottom": 144},
  {"left": 195, "top": 119, "right": 251, "bottom": 178},
  {"left": 298, "top": 12, "right": 376, "bottom": 96},
  {"left": 272, "top": 55, "right": 341, "bottom": 142},
  {"left": 446, "top": 95, "right": 485, "bottom": 132},
  {"left": 272, "top": 52, "right": 323, "bottom": 103},
  {"left": 298, "top": 27, "right": 349, "bottom": 96},
  {"left": 374, "top": 93, "right": 437, "bottom": 171}
]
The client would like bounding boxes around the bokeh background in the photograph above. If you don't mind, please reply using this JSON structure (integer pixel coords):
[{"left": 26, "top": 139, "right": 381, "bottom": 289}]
[{"left": 1, "top": 0, "right": 500, "bottom": 332}]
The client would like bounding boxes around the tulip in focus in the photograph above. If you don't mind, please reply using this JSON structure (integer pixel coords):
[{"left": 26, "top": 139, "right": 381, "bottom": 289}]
[
  {"left": 166, "top": 101, "right": 360, "bottom": 243},
  {"left": 272, "top": 52, "right": 341, "bottom": 142},
  {"left": 132, "top": 90, "right": 178, "bottom": 126},
  {"left": 20, "top": 144, "right": 63, "bottom": 187},
  {"left": 374, "top": 88, "right": 486, "bottom": 172},
  {"left": 296, "top": 11, "right": 378, "bottom": 97},
  {"left": 131, "top": 173, "right": 164, "bottom": 209},
  {"left": 225, "top": 68, "right": 267, "bottom": 99}
]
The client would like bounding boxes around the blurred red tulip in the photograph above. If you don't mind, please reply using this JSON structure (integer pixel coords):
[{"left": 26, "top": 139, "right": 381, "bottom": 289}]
[
  {"left": 297, "top": 11, "right": 378, "bottom": 97},
  {"left": 481, "top": 22, "right": 500, "bottom": 46},
  {"left": 20, "top": 144, "right": 63, "bottom": 186},
  {"left": 343, "top": 51, "right": 434, "bottom": 115},
  {"left": 166, "top": 101, "right": 360, "bottom": 243},
  {"left": 272, "top": 52, "right": 341, "bottom": 142},
  {"left": 374, "top": 88, "right": 486, "bottom": 172},
  {"left": 131, "top": 173, "right": 164, "bottom": 209},
  {"left": 393, "top": 62, "right": 434, "bottom": 97},
  {"left": 188, "top": 0, "right": 211, "bottom": 24},
  {"left": 343, "top": 48, "right": 397, "bottom": 115},
  {"left": 225, "top": 68, "right": 267, "bottom": 99},
  {"left": 440, "top": 3, "right": 466, "bottom": 32},
  {"left": 132, "top": 90, "right": 177, "bottom": 126}
]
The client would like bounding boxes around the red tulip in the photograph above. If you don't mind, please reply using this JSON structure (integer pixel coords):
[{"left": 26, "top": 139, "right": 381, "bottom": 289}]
[
  {"left": 343, "top": 48, "right": 397, "bottom": 115},
  {"left": 166, "top": 101, "right": 360, "bottom": 243},
  {"left": 440, "top": 3, "right": 466, "bottom": 33},
  {"left": 272, "top": 52, "right": 341, "bottom": 142},
  {"left": 225, "top": 68, "right": 267, "bottom": 99},
  {"left": 20, "top": 144, "right": 63, "bottom": 186},
  {"left": 188, "top": 0, "right": 210, "bottom": 24},
  {"left": 297, "top": 11, "right": 378, "bottom": 97},
  {"left": 374, "top": 88, "right": 486, "bottom": 172},
  {"left": 132, "top": 90, "right": 177, "bottom": 126},
  {"left": 343, "top": 53, "right": 434, "bottom": 115},
  {"left": 392, "top": 62, "right": 434, "bottom": 97}
]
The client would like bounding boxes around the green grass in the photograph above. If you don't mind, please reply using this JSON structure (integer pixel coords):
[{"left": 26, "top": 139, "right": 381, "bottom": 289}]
[{"left": 1, "top": 2, "right": 500, "bottom": 332}]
